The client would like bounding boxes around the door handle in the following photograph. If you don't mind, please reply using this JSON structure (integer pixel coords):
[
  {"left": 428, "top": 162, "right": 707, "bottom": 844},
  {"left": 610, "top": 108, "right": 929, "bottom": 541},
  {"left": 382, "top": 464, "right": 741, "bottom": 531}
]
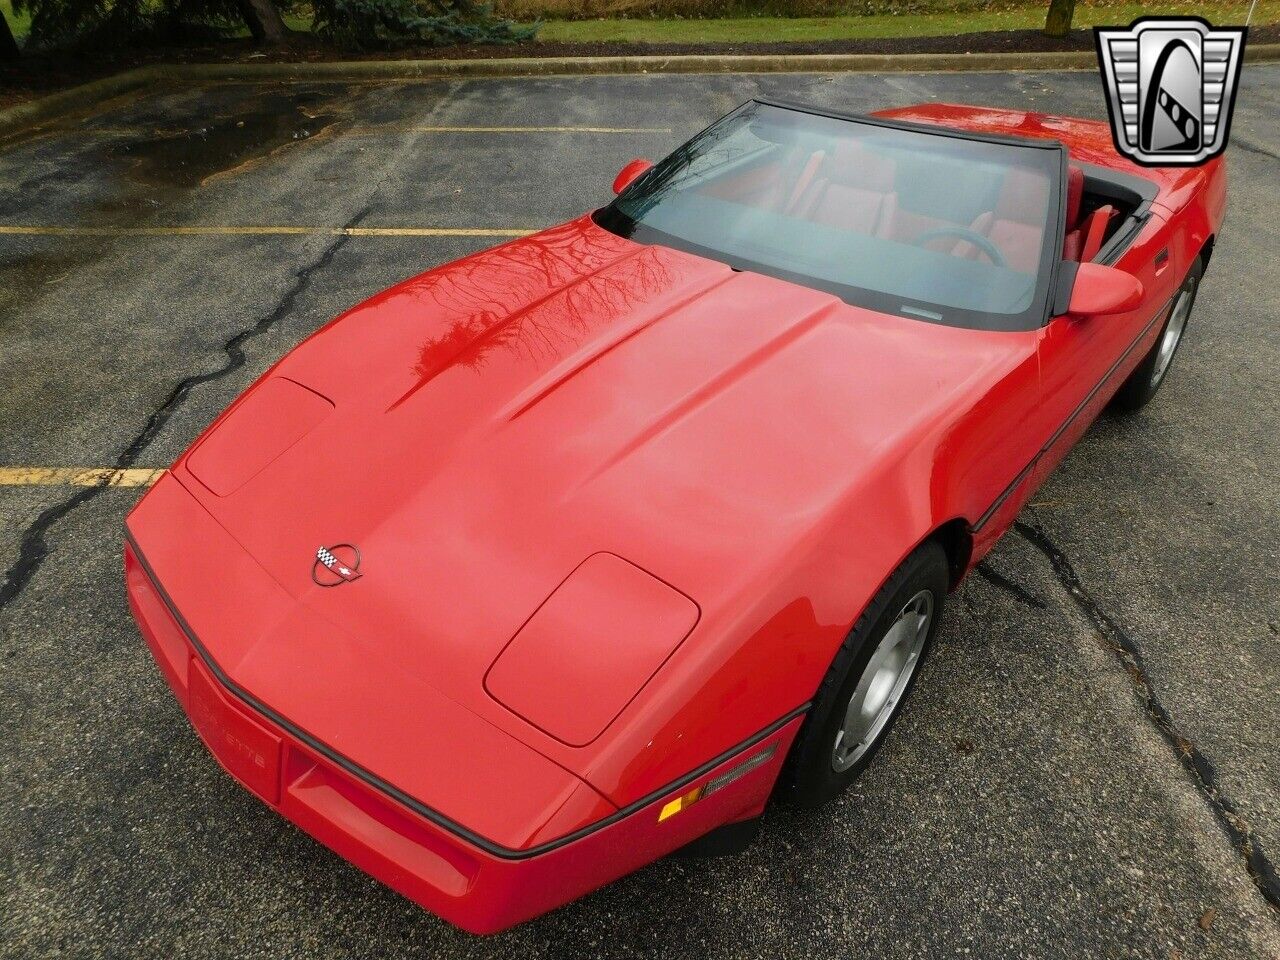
[{"left": 1154, "top": 248, "right": 1170, "bottom": 274}]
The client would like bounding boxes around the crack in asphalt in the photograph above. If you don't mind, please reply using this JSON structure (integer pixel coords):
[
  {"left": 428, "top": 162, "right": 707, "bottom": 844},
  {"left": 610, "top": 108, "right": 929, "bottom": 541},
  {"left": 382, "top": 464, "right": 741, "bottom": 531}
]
[
  {"left": 974, "top": 561, "right": 1048, "bottom": 610},
  {"left": 1232, "top": 138, "right": 1280, "bottom": 163},
  {"left": 1014, "top": 516, "right": 1280, "bottom": 911},
  {"left": 0, "top": 206, "right": 369, "bottom": 613},
  {"left": 0, "top": 77, "right": 466, "bottom": 618}
]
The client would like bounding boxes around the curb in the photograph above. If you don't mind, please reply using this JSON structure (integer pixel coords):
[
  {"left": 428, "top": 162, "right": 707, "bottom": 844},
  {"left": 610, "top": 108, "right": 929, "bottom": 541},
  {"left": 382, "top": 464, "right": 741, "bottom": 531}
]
[
  {"left": 2, "top": 44, "right": 1278, "bottom": 139},
  {"left": 160, "top": 49, "right": 1102, "bottom": 81},
  {"left": 0, "top": 65, "right": 161, "bottom": 139}
]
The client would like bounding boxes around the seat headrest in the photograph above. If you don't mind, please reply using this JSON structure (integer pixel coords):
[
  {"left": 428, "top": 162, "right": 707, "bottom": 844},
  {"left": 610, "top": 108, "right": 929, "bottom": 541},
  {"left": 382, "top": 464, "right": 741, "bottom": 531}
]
[
  {"left": 994, "top": 167, "right": 1051, "bottom": 226},
  {"left": 822, "top": 141, "right": 896, "bottom": 190}
]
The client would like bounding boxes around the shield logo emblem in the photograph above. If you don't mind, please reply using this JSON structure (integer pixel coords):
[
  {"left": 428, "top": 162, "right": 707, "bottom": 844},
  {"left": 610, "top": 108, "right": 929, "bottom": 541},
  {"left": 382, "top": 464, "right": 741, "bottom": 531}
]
[{"left": 1095, "top": 17, "right": 1247, "bottom": 167}]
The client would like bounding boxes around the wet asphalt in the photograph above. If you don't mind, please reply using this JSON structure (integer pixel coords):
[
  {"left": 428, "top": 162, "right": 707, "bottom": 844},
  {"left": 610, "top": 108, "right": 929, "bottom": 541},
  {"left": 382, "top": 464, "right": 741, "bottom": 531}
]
[{"left": 0, "top": 66, "right": 1278, "bottom": 959}]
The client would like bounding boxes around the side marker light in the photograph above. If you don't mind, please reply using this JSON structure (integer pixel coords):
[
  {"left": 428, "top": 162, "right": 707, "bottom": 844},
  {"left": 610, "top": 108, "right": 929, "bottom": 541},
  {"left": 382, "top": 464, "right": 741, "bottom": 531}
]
[
  {"left": 658, "top": 786, "right": 703, "bottom": 822},
  {"left": 657, "top": 744, "right": 778, "bottom": 822}
]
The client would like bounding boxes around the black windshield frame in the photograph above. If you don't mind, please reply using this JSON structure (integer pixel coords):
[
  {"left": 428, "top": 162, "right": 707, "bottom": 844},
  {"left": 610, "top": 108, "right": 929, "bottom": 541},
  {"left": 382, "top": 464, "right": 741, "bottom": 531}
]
[{"left": 594, "top": 100, "right": 1070, "bottom": 332}]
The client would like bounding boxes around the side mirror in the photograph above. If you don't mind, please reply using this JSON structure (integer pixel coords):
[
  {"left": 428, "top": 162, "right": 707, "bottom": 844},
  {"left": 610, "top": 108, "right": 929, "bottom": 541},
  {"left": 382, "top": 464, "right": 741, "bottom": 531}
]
[
  {"left": 613, "top": 158, "right": 654, "bottom": 195},
  {"left": 1066, "top": 262, "right": 1145, "bottom": 316}
]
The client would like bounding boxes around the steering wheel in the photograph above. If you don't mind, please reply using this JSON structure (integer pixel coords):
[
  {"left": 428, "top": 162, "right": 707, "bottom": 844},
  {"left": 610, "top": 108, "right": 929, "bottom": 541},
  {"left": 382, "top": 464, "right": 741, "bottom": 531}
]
[{"left": 911, "top": 226, "right": 1007, "bottom": 268}]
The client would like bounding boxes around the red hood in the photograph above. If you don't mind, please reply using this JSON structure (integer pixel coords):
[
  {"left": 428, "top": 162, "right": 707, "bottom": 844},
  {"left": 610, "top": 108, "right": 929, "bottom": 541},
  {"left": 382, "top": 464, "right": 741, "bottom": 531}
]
[{"left": 169, "top": 216, "right": 1036, "bottom": 799}]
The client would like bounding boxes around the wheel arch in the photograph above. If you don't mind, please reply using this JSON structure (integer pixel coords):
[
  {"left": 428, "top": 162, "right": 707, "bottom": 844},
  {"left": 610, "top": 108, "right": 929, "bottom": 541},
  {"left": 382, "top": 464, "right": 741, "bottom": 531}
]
[
  {"left": 776, "top": 513, "right": 960, "bottom": 806},
  {"left": 1197, "top": 234, "right": 1215, "bottom": 270},
  {"left": 929, "top": 517, "right": 974, "bottom": 589}
]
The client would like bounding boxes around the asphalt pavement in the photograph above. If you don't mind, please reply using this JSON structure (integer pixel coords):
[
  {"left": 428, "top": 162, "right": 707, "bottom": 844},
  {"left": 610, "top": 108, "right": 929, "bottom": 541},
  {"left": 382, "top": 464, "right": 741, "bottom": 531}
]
[{"left": 1, "top": 65, "right": 1278, "bottom": 959}]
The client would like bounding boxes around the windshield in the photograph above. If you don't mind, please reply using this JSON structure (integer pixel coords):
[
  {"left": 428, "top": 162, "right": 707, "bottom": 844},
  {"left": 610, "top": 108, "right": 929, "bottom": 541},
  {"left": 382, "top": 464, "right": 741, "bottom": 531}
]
[{"left": 596, "top": 101, "right": 1066, "bottom": 331}]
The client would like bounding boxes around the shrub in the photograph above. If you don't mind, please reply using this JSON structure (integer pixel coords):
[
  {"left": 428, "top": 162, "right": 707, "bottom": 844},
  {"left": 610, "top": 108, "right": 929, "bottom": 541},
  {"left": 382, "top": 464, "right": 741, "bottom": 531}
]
[
  {"left": 11, "top": 0, "right": 535, "bottom": 49},
  {"left": 311, "top": 0, "right": 536, "bottom": 48}
]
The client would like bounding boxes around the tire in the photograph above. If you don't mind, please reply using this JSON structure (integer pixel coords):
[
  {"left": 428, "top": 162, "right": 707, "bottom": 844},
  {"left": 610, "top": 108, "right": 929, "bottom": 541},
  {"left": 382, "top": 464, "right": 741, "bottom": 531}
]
[
  {"left": 778, "top": 540, "right": 949, "bottom": 808},
  {"left": 1111, "top": 256, "right": 1203, "bottom": 412}
]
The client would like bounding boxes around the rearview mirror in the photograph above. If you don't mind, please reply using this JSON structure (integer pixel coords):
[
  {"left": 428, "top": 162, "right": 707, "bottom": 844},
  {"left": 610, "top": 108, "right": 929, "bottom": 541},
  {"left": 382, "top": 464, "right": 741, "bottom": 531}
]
[
  {"left": 1067, "top": 262, "right": 1145, "bottom": 317},
  {"left": 613, "top": 158, "right": 654, "bottom": 195}
]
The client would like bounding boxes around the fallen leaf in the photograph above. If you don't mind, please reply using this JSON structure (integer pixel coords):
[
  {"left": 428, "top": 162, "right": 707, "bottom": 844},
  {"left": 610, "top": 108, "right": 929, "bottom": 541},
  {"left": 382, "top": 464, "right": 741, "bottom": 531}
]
[{"left": 1198, "top": 907, "right": 1217, "bottom": 931}]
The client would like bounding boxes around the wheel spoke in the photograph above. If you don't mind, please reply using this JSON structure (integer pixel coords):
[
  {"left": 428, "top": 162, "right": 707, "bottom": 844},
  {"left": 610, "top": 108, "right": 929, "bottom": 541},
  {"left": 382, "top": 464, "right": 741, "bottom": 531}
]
[
  {"left": 1153, "top": 280, "right": 1195, "bottom": 385},
  {"left": 830, "top": 589, "right": 934, "bottom": 773}
]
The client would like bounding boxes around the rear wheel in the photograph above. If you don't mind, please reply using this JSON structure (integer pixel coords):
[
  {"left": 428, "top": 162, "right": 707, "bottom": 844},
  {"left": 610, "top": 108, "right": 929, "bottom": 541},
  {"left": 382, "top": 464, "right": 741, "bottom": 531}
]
[
  {"left": 1111, "top": 256, "right": 1203, "bottom": 412},
  {"left": 779, "top": 540, "right": 948, "bottom": 807}
]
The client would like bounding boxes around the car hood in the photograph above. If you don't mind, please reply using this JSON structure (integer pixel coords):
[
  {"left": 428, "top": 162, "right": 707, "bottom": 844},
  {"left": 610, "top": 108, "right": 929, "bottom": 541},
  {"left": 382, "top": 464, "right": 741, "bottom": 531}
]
[{"left": 173, "top": 216, "right": 1033, "bottom": 794}]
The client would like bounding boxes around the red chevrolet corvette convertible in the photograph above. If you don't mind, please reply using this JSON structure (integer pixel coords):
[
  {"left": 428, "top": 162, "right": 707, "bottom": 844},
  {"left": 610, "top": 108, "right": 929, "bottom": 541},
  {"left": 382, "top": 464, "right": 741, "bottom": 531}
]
[{"left": 125, "top": 100, "right": 1223, "bottom": 932}]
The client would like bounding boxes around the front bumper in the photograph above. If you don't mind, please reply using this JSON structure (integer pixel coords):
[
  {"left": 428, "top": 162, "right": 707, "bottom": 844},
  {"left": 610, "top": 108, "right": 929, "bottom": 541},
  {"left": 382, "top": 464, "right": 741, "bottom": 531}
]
[{"left": 125, "top": 529, "right": 801, "bottom": 933}]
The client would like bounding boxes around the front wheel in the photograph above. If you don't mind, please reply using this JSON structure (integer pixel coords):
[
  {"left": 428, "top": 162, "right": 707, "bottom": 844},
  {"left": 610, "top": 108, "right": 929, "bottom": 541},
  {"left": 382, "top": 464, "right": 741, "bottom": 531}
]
[
  {"left": 1111, "top": 256, "right": 1203, "bottom": 412},
  {"left": 778, "top": 540, "right": 948, "bottom": 808}
]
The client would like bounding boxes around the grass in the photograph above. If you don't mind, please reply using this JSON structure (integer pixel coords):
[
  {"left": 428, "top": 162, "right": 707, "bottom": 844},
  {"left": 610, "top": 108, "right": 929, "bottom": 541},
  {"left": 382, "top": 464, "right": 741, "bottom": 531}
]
[
  {"left": 537, "top": 1, "right": 1279, "bottom": 43},
  {"left": 2, "top": 0, "right": 30, "bottom": 42}
]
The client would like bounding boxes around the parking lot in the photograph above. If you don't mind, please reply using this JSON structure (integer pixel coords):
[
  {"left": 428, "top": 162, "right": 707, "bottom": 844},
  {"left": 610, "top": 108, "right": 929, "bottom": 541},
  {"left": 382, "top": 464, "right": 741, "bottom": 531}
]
[{"left": 1, "top": 65, "right": 1278, "bottom": 958}]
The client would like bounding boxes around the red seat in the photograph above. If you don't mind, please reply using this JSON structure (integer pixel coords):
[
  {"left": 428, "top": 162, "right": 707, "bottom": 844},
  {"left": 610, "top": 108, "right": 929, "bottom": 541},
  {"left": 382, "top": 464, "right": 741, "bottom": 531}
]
[
  {"left": 1066, "top": 165, "right": 1085, "bottom": 228},
  {"left": 792, "top": 142, "right": 898, "bottom": 237},
  {"left": 960, "top": 166, "right": 1050, "bottom": 273},
  {"left": 1079, "top": 204, "right": 1118, "bottom": 262},
  {"left": 699, "top": 146, "right": 820, "bottom": 213},
  {"left": 1063, "top": 228, "right": 1084, "bottom": 262},
  {"left": 1062, "top": 165, "right": 1087, "bottom": 260}
]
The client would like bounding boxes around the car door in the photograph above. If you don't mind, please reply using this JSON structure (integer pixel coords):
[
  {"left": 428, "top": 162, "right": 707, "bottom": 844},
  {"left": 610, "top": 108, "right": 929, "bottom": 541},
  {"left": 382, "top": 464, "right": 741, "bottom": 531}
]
[{"left": 1030, "top": 208, "right": 1183, "bottom": 487}]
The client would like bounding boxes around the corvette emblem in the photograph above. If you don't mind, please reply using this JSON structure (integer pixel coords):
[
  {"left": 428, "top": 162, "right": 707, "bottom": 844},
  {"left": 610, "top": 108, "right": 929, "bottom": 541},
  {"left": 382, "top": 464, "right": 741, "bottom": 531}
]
[
  {"left": 313, "top": 544, "right": 363, "bottom": 586},
  {"left": 1095, "top": 17, "right": 1246, "bottom": 167}
]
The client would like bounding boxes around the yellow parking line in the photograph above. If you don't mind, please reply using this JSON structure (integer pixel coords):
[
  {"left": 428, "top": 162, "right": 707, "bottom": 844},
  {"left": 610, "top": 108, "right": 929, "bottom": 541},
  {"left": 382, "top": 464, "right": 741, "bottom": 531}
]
[
  {"left": 0, "top": 467, "right": 166, "bottom": 487},
  {"left": 343, "top": 227, "right": 536, "bottom": 236},
  {"left": 349, "top": 125, "right": 673, "bottom": 134},
  {"left": 0, "top": 226, "right": 537, "bottom": 238},
  {"left": 50, "top": 124, "right": 671, "bottom": 138},
  {"left": 59, "top": 126, "right": 187, "bottom": 136}
]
